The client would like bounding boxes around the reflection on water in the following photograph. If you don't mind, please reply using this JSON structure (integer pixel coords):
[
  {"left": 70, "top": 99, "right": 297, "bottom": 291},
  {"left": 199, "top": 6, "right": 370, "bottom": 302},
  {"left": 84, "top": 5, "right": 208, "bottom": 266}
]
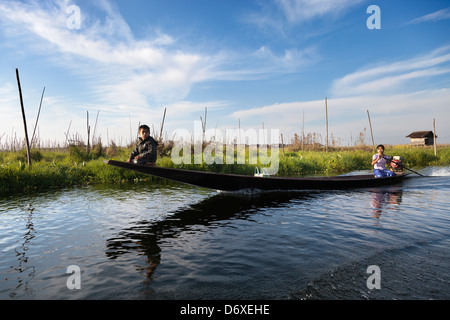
[
  {"left": 0, "top": 171, "right": 449, "bottom": 300},
  {"left": 370, "top": 189, "right": 403, "bottom": 218},
  {"left": 105, "top": 191, "right": 317, "bottom": 281},
  {"left": 9, "top": 205, "right": 36, "bottom": 298}
]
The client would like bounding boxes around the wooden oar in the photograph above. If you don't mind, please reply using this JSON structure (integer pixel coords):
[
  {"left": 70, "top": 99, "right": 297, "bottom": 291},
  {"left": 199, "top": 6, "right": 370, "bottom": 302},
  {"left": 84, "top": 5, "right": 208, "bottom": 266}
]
[{"left": 402, "top": 166, "right": 424, "bottom": 177}]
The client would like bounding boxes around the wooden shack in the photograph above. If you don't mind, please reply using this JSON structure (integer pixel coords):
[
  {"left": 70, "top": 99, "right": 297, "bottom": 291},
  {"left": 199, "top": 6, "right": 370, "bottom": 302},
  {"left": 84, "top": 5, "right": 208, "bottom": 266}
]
[{"left": 406, "top": 131, "right": 437, "bottom": 146}]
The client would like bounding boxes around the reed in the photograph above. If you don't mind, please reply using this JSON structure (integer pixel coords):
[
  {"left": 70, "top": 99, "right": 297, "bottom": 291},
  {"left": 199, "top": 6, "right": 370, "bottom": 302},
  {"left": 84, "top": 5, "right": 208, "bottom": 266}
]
[
  {"left": 0, "top": 146, "right": 151, "bottom": 194},
  {"left": 1, "top": 145, "right": 450, "bottom": 194},
  {"left": 0, "top": 158, "right": 155, "bottom": 194}
]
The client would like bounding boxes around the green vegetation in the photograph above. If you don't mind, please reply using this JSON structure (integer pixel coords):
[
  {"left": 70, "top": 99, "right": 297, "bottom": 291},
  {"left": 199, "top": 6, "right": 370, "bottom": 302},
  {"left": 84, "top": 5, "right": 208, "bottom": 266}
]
[
  {"left": 278, "top": 145, "right": 450, "bottom": 176},
  {"left": 159, "top": 145, "right": 450, "bottom": 176},
  {"left": 0, "top": 145, "right": 152, "bottom": 194},
  {"left": 1, "top": 144, "right": 450, "bottom": 194}
]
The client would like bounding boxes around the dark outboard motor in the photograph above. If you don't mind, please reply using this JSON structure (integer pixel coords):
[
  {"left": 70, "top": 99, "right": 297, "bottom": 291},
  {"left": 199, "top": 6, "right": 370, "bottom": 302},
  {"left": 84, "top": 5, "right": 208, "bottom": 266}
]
[{"left": 389, "top": 156, "right": 404, "bottom": 172}]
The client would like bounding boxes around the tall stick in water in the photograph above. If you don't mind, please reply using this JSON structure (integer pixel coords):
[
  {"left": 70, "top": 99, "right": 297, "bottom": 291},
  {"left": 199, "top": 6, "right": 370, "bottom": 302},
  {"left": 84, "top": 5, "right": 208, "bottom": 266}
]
[
  {"left": 367, "top": 110, "right": 375, "bottom": 153},
  {"left": 200, "top": 106, "right": 207, "bottom": 144},
  {"left": 92, "top": 110, "right": 100, "bottom": 146},
  {"left": 15, "top": 68, "right": 32, "bottom": 168},
  {"left": 65, "top": 120, "right": 72, "bottom": 147},
  {"left": 159, "top": 107, "right": 167, "bottom": 142},
  {"left": 433, "top": 118, "right": 437, "bottom": 156},
  {"left": 86, "top": 110, "right": 90, "bottom": 155},
  {"left": 31, "top": 86, "right": 45, "bottom": 148},
  {"left": 325, "top": 97, "right": 328, "bottom": 153}
]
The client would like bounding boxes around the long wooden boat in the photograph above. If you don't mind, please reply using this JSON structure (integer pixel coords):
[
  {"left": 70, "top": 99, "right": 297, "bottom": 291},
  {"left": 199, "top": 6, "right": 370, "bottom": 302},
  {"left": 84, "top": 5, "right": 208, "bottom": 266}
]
[{"left": 105, "top": 160, "right": 409, "bottom": 192}]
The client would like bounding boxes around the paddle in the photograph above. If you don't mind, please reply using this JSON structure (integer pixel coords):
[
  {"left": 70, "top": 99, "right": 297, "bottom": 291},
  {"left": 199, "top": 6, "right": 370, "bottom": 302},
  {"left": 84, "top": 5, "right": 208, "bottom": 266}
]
[
  {"left": 383, "top": 156, "right": 424, "bottom": 177},
  {"left": 404, "top": 166, "right": 424, "bottom": 176}
]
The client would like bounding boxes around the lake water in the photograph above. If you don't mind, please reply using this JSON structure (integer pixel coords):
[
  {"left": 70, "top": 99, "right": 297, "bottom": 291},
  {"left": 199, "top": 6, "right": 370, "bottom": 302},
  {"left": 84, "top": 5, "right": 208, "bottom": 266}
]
[{"left": 1, "top": 167, "right": 449, "bottom": 301}]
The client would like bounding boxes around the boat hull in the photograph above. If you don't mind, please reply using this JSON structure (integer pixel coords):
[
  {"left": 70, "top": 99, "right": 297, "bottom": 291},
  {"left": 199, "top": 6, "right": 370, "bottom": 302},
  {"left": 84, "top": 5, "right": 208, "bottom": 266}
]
[{"left": 105, "top": 160, "right": 409, "bottom": 192}]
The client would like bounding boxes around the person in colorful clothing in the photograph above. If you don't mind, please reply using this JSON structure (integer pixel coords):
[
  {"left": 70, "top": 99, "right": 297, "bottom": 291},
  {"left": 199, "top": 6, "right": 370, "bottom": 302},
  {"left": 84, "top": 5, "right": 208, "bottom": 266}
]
[
  {"left": 127, "top": 124, "right": 158, "bottom": 166},
  {"left": 371, "top": 144, "right": 396, "bottom": 178}
]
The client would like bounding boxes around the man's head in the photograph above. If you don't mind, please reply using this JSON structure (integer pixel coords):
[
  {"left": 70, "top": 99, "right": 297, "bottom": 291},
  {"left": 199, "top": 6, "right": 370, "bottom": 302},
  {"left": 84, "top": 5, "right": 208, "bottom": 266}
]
[{"left": 139, "top": 124, "right": 150, "bottom": 140}]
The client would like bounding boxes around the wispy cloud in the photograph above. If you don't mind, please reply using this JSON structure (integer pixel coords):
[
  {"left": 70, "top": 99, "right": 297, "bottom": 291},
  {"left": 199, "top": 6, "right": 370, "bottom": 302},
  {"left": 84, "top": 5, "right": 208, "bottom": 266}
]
[
  {"left": 0, "top": 83, "right": 18, "bottom": 123},
  {"left": 230, "top": 45, "right": 450, "bottom": 143},
  {"left": 0, "top": 0, "right": 213, "bottom": 109},
  {"left": 408, "top": 7, "right": 450, "bottom": 24},
  {"left": 331, "top": 45, "right": 450, "bottom": 96},
  {"left": 2, "top": 0, "right": 448, "bottom": 145},
  {"left": 0, "top": 0, "right": 322, "bottom": 143},
  {"left": 0, "top": 0, "right": 319, "bottom": 110},
  {"left": 229, "top": 89, "right": 450, "bottom": 144},
  {"left": 211, "top": 45, "right": 320, "bottom": 81},
  {"left": 244, "top": 0, "right": 364, "bottom": 38},
  {"left": 275, "top": 0, "right": 364, "bottom": 24}
]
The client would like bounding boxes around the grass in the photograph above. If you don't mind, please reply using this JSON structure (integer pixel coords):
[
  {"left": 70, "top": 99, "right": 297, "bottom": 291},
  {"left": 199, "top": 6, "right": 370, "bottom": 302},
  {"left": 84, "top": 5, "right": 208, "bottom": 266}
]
[
  {"left": 1, "top": 144, "right": 450, "bottom": 194},
  {"left": 159, "top": 145, "right": 450, "bottom": 175},
  {"left": 0, "top": 146, "right": 153, "bottom": 194}
]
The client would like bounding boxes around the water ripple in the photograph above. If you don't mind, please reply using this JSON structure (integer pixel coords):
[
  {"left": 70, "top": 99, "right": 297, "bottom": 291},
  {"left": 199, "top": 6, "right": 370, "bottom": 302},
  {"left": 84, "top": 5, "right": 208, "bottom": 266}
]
[{"left": 1, "top": 172, "right": 449, "bottom": 299}]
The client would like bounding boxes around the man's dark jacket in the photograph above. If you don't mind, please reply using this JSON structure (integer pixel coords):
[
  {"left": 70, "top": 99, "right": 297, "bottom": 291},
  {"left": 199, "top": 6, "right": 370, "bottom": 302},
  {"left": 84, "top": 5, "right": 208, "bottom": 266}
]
[{"left": 129, "top": 136, "right": 158, "bottom": 164}]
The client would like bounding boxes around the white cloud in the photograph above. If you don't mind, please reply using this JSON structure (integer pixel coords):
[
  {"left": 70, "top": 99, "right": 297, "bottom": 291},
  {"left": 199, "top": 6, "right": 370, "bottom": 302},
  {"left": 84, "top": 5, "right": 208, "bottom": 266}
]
[
  {"left": 0, "top": 1, "right": 318, "bottom": 109},
  {"left": 408, "top": 7, "right": 450, "bottom": 24},
  {"left": 243, "top": 0, "right": 365, "bottom": 41},
  {"left": 1, "top": 1, "right": 449, "bottom": 146},
  {"left": 0, "top": 83, "right": 20, "bottom": 130},
  {"left": 229, "top": 46, "right": 450, "bottom": 144},
  {"left": 275, "top": 0, "right": 364, "bottom": 23},
  {"left": 254, "top": 46, "right": 319, "bottom": 71},
  {"left": 0, "top": 79, "right": 90, "bottom": 148},
  {"left": 0, "top": 0, "right": 211, "bottom": 109},
  {"left": 228, "top": 89, "right": 450, "bottom": 145},
  {"left": 0, "top": 0, "right": 319, "bottom": 145},
  {"left": 331, "top": 45, "right": 450, "bottom": 96}
]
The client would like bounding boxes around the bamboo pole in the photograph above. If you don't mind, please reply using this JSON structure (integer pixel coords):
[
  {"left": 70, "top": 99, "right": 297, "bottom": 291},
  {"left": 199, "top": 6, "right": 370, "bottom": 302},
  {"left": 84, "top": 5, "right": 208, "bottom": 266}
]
[
  {"left": 262, "top": 122, "right": 265, "bottom": 145},
  {"left": 64, "top": 120, "right": 72, "bottom": 147},
  {"left": 367, "top": 110, "right": 375, "bottom": 153},
  {"left": 325, "top": 97, "right": 328, "bottom": 152},
  {"left": 433, "top": 118, "right": 437, "bottom": 156},
  {"left": 31, "top": 87, "right": 45, "bottom": 148},
  {"left": 159, "top": 107, "right": 167, "bottom": 142},
  {"left": 204, "top": 107, "right": 207, "bottom": 133},
  {"left": 200, "top": 107, "right": 207, "bottom": 144},
  {"left": 238, "top": 118, "right": 241, "bottom": 144},
  {"left": 15, "top": 68, "right": 32, "bottom": 168},
  {"left": 86, "top": 110, "right": 90, "bottom": 155},
  {"left": 92, "top": 110, "right": 100, "bottom": 145}
]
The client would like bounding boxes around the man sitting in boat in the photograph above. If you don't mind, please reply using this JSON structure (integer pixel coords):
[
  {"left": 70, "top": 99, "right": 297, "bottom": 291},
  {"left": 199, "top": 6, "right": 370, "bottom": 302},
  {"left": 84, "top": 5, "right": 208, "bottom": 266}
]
[
  {"left": 371, "top": 144, "right": 396, "bottom": 178},
  {"left": 126, "top": 124, "right": 158, "bottom": 167}
]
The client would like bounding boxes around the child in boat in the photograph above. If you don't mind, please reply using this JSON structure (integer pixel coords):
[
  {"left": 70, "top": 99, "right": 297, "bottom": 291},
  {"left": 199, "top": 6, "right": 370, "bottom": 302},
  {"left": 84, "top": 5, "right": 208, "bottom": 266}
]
[
  {"left": 371, "top": 144, "right": 396, "bottom": 178},
  {"left": 127, "top": 124, "right": 158, "bottom": 166}
]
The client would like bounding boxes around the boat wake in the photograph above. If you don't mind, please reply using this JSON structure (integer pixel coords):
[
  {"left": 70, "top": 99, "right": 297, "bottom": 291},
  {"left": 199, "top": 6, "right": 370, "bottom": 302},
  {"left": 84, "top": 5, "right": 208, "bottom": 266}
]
[{"left": 424, "top": 166, "right": 450, "bottom": 177}]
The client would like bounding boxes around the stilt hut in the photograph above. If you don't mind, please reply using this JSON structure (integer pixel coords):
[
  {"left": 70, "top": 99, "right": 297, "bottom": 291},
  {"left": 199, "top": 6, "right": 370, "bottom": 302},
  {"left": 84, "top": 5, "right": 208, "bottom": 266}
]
[{"left": 406, "top": 131, "right": 437, "bottom": 146}]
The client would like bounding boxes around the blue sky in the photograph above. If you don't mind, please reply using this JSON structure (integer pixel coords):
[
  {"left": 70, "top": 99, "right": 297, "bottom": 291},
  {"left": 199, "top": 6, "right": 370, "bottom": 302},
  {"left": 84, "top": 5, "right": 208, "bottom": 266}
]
[{"left": 0, "top": 0, "right": 449, "bottom": 147}]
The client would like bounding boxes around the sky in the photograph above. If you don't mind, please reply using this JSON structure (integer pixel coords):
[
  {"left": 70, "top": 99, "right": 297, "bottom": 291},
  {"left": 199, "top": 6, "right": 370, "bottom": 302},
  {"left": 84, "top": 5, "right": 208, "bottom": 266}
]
[{"left": 0, "top": 0, "right": 449, "bottom": 148}]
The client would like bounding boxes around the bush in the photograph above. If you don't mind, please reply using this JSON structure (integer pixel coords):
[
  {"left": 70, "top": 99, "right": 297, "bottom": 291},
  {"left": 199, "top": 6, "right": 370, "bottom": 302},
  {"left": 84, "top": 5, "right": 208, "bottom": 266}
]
[{"left": 68, "top": 144, "right": 87, "bottom": 163}]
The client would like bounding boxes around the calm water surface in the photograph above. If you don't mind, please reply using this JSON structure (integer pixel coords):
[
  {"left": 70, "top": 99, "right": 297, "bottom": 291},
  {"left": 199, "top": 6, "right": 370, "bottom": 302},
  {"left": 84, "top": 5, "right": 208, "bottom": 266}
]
[{"left": 1, "top": 167, "right": 449, "bottom": 300}]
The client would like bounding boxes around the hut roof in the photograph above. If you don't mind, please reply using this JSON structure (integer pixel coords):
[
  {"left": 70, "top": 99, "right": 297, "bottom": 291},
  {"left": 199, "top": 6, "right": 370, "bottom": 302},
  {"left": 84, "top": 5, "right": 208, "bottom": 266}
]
[{"left": 406, "top": 131, "right": 436, "bottom": 138}]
